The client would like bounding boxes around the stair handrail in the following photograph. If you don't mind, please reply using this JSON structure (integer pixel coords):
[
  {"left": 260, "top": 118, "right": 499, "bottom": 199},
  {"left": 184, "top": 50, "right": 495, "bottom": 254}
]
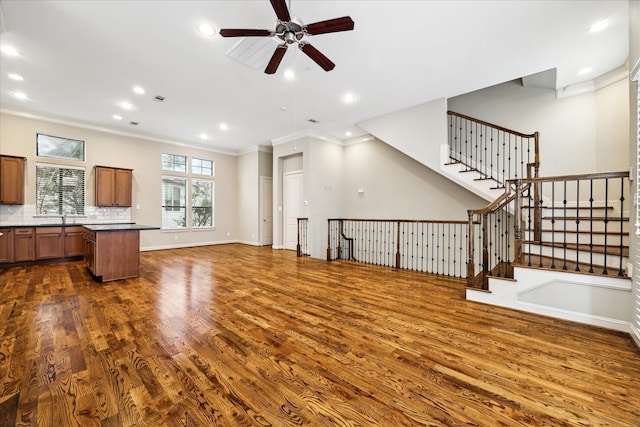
[{"left": 448, "top": 111, "right": 539, "bottom": 139}]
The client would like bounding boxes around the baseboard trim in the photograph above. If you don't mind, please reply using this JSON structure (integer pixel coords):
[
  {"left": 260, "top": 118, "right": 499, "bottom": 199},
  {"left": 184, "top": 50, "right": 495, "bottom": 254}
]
[{"left": 141, "top": 240, "right": 237, "bottom": 251}]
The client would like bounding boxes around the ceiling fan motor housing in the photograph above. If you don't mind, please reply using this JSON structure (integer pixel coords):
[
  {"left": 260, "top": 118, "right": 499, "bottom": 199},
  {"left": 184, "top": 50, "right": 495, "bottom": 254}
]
[{"left": 275, "top": 17, "right": 304, "bottom": 44}]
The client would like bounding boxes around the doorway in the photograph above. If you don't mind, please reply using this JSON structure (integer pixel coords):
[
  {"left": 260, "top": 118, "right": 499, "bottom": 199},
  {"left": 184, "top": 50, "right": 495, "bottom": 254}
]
[
  {"left": 283, "top": 171, "right": 303, "bottom": 251},
  {"left": 260, "top": 177, "right": 273, "bottom": 246}
]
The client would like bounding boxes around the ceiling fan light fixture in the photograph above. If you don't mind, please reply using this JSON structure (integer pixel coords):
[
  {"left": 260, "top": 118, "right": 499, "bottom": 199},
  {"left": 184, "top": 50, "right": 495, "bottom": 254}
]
[{"left": 284, "top": 69, "right": 295, "bottom": 79}]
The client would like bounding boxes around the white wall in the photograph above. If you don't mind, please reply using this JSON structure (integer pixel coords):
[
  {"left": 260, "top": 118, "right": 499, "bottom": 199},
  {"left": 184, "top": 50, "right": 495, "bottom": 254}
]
[
  {"left": 357, "top": 98, "right": 448, "bottom": 172},
  {"left": 237, "top": 150, "right": 259, "bottom": 245},
  {"left": 0, "top": 112, "right": 238, "bottom": 250},
  {"left": 447, "top": 78, "right": 629, "bottom": 176},
  {"left": 343, "top": 138, "right": 486, "bottom": 219}
]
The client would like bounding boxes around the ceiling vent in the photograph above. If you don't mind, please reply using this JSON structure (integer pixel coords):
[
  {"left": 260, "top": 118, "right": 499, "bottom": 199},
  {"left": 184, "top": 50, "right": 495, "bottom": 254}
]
[
  {"left": 130, "top": 121, "right": 139, "bottom": 126},
  {"left": 308, "top": 118, "right": 318, "bottom": 123},
  {"left": 226, "top": 37, "right": 280, "bottom": 70},
  {"left": 154, "top": 95, "right": 165, "bottom": 102}
]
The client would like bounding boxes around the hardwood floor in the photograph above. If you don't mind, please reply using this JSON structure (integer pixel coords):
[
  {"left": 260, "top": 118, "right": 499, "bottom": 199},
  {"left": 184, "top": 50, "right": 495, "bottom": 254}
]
[{"left": 0, "top": 244, "right": 638, "bottom": 426}]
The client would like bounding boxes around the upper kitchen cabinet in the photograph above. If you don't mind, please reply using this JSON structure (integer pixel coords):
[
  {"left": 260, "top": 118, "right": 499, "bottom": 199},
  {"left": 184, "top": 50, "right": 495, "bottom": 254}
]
[
  {"left": 95, "top": 166, "right": 133, "bottom": 207},
  {"left": 0, "top": 155, "right": 26, "bottom": 205}
]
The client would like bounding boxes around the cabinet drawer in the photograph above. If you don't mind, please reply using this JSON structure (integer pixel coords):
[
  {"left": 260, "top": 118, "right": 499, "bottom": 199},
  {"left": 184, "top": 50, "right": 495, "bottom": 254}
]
[
  {"left": 64, "top": 226, "right": 84, "bottom": 234},
  {"left": 36, "top": 227, "right": 63, "bottom": 234},
  {"left": 15, "top": 227, "right": 34, "bottom": 235}
]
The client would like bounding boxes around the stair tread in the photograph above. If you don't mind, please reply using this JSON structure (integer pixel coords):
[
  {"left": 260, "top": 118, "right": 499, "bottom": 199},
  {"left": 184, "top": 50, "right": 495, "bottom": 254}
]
[
  {"left": 521, "top": 205, "right": 613, "bottom": 211},
  {"left": 516, "top": 254, "right": 628, "bottom": 278},
  {"left": 529, "top": 228, "right": 629, "bottom": 235},
  {"left": 540, "top": 216, "right": 629, "bottom": 221}
]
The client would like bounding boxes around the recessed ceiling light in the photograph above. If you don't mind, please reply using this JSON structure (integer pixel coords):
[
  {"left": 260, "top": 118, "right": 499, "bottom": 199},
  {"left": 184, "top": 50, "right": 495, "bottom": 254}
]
[
  {"left": 578, "top": 67, "right": 592, "bottom": 75},
  {"left": 120, "top": 101, "right": 135, "bottom": 111},
  {"left": 13, "top": 91, "right": 27, "bottom": 100},
  {"left": 284, "top": 69, "right": 295, "bottom": 79},
  {"left": 589, "top": 20, "right": 608, "bottom": 33},
  {"left": 342, "top": 93, "right": 355, "bottom": 103},
  {"left": 8, "top": 73, "right": 23, "bottom": 81},
  {"left": 199, "top": 133, "right": 209, "bottom": 140},
  {"left": 198, "top": 24, "right": 216, "bottom": 36},
  {"left": 133, "top": 86, "right": 145, "bottom": 95},
  {"left": 280, "top": 106, "right": 288, "bottom": 111},
  {"left": 0, "top": 45, "right": 19, "bottom": 56},
  {"left": 219, "top": 123, "right": 229, "bottom": 131},
  {"left": 113, "top": 114, "right": 123, "bottom": 120},
  {"left": 345, "top": 131, "right": 352, "bottom": 137}
]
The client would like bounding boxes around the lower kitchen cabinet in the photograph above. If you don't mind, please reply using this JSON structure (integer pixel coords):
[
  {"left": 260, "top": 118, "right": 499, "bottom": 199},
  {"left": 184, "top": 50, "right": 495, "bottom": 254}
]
[
  {"left": 64, "top": 226, "right": 85, "bottom": 257},
  {"left": 36, "top": 227, "right": 64, "bottom": 260},
  {"left": 14, "top": 228, "right": 35, "bottom": 262},
  {"left": 0, "top": 229, "right": 14, "bottom": 263}
]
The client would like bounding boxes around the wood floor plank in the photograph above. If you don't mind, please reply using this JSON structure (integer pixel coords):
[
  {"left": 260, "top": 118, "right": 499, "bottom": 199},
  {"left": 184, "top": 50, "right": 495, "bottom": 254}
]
[{"left": 1, "top": 244, "right": 639, "bottom": 426}]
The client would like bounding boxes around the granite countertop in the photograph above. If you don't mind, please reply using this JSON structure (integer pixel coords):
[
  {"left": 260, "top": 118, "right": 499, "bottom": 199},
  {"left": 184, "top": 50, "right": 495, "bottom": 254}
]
[
  {"left": 0, "top": 223, "right": 159, "bottom": 231},
  {"left": 82, "top": 224, "right": 160, "bottom": 232}
]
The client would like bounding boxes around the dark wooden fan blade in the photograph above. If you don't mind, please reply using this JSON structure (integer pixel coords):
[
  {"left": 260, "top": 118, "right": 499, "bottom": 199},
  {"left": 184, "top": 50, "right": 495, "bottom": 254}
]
[
  {"left": 270, "top": 0, "right": 291, "bottom": 21},
  {"left": 299, "top": 43, "right": 335, "bottom": 71},
  {"left": 305, "top": 16, "right": 354, "bottom": 35},
  {"left": 219, "top": 29, "right": 272, "bottom": 37},
  {"left": 265, "top": 45, "right": 288, "bottom": 74}
]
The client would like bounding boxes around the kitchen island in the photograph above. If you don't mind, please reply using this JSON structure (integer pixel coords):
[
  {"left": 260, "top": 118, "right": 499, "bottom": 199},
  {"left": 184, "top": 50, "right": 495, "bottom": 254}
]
[{"left": 83, "top": 224, "right": 158, "bottom": 282}]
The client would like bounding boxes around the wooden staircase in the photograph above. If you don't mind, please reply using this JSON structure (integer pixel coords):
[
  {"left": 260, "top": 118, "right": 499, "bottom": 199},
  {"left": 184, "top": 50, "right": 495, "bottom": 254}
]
[{"left": 519, "top": 203, "right": 629, "bottom": 277}]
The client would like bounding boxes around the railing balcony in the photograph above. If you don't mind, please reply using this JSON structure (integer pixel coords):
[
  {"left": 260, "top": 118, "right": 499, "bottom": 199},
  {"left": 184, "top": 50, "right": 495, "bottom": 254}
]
[
  {"left": 448, "top": 111, "right": 539, "bottom": 188},
  {"left": 328, "top": 218, "right": 480, "bottom": 279},
  {"left": 297, "top": 217, "right": 310, "bottom": 257}
]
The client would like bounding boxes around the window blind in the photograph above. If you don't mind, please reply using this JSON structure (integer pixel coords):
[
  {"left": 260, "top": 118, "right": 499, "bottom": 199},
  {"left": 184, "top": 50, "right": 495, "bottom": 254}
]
[{"left": 35, "top": 163, "right": 85, "bottom": 215}]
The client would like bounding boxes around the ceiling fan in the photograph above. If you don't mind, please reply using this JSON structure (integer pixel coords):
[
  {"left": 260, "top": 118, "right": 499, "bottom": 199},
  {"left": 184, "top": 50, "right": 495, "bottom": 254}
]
[{"left": 219, "top": 0, "right": 354, "bottom": 74}]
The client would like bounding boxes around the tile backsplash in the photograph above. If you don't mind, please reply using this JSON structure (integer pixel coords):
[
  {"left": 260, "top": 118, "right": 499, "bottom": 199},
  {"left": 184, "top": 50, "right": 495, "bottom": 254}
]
[{"left": 0, "top": 204, "right": 131, "bottom": 225}]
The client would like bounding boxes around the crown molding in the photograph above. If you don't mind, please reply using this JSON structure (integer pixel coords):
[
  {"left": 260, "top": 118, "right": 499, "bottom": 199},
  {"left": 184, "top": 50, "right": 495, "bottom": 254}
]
[{"left": 1, "top": 108, "right": 239, "bottom": 156}]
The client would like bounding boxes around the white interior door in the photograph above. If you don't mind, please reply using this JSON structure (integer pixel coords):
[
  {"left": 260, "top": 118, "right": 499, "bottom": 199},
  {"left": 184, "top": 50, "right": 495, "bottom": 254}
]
[
  {"left": 260, "top": 177, "right": 273, "bottom": 246},
  {"left": 283, "top": 171, "right": 303, "bottom": 251}
]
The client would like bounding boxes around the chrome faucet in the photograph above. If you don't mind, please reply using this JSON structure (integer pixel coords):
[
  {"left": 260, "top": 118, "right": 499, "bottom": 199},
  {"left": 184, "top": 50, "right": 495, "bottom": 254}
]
[{"left": 61, "top": 214, "right": 66, "bottom": 225}]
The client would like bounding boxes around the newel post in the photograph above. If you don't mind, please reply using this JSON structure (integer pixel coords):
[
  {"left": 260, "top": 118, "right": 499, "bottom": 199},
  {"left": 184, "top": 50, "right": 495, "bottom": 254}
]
[
  {"left": 467, "top": 210, "right": 475, "bottom": 286},
  {"left": 513, "top": 180, "right": 523, "bottom": 265},
  {"left": 326, "top": 219, "right": 332, "bottom": 261}
]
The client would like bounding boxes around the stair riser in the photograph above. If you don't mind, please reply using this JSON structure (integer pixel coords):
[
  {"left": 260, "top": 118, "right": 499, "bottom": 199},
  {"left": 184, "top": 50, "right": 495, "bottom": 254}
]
[
  {"left": 521, "top": 218, "right": 629, "bottom": 233},
  {"left": 524, "top": 231, "right": 629, "bottom": 246}
]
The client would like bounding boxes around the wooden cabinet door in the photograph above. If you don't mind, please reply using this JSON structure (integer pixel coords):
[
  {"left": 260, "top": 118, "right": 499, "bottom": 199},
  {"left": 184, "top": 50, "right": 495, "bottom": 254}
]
[
  {"left": 0, "top": 229, "right": 14, "bottom": 263},
  {"left": 36, "top": 228, "right": 64, "bottom": 260},
  {"left": 0, "top": 156, "right": 25, "bottom": 205},
  {"left": 95, "top": 166, "right": 116, "bottom": 206},
  {"left": 64, "top": 226, "right": 85, "bottom": 257},
  {"left": 14, "top": 228, "right": 34, "bottom": 262},
  {"left": 83, "top": 232, "right": 96, "bottom": 274},
  {"left": 114, "top": 168, "right": 132, "bottom": 207}
]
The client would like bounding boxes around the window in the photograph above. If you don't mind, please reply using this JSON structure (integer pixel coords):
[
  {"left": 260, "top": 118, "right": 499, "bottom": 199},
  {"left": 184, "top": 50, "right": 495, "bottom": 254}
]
[
  {"left": 192, "top": 179, "right": 214, "bottom": 228},
  {"left": 162, "top": 153, "right": 187, "bottom": 173},
  {"left": 162, "top": 154, "right": 215, "bottom": 230},
  {"left": 162, "top": 177, "right": 187, "bottom": 229},
  {"left": 36, "top": 133, "right": 85, "bottom": 161},
  {"left": 36, "top": 164, "right": 85, "bottom": 215},
  {"left": 192, "top": 157, "right": 214, "bottom": 176}
]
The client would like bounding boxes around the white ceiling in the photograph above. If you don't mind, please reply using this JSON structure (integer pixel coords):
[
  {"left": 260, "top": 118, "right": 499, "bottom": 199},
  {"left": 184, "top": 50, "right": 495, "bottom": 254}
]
[{"left": 0, "top": 0, "right": 630, "bottom": 154}]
